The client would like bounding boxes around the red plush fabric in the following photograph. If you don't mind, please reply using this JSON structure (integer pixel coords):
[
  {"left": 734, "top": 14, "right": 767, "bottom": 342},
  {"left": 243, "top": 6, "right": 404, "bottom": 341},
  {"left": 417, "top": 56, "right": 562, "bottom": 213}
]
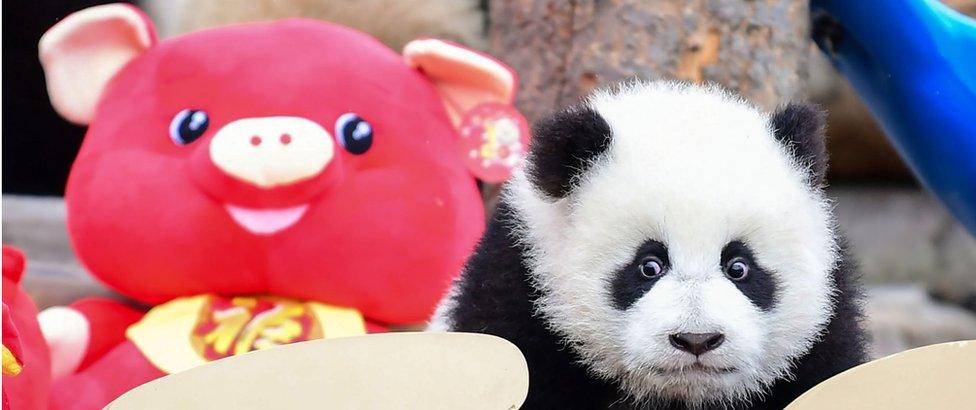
[
  {"left": 2, "top": 248, "right": 26, "bottom": 284},
  {"left": 49, "top": 342, "right": 164, "bottom": 410},
  {"left": 68, "top": 299, "right": 144, "bottom": 371},
  {"left": 2, "top": 247, "right": 51, "bottom": 410}
]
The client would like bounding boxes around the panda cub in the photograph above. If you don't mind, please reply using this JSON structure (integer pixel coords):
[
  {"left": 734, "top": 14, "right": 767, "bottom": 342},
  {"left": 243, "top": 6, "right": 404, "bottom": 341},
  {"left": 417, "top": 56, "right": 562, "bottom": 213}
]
[{"left": 430, "top": 81, "right": 867, "bottom": 409}]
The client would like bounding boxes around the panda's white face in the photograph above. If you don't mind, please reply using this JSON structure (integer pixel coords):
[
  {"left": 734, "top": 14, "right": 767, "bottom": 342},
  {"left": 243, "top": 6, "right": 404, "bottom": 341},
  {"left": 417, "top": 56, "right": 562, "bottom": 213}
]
[{"left": 507, "top": 82, "right": 838, "bottom": 407}]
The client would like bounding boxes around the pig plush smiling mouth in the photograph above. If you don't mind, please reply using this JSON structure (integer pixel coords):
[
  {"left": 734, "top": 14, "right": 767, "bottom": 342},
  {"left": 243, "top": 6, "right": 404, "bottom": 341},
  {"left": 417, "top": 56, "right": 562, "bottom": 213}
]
[{"left": 224, "top": 204, "right": 309, "bottom": 235}]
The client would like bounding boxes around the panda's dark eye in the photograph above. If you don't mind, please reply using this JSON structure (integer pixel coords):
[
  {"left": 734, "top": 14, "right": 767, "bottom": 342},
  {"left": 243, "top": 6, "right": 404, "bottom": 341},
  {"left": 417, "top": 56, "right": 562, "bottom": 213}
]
[
  {"left": 169, "top": 109, "right": 209, "bottom": 145},
  {"left": 639, "top": 257, "right": 665, "bottom": 279},
  {"left": 725, "top": 257, "right": 750, "bottom": 281},
  {"left": 335, "top": 113, "right": 373, "bottom": 155}
]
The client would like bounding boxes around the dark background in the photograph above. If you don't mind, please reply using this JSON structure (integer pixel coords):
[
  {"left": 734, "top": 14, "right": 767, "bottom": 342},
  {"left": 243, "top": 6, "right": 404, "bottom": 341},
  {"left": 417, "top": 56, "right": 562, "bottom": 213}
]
[{"left": 2, "top": 1, "right": 131, "bottom": 195}]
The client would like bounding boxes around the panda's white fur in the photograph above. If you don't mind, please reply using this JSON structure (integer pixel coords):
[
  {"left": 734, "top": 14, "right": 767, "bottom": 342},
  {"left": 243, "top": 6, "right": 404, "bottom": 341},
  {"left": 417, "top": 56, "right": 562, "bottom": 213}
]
[{"left": 431, "top": 81, "right": 865, "bottom": 409}]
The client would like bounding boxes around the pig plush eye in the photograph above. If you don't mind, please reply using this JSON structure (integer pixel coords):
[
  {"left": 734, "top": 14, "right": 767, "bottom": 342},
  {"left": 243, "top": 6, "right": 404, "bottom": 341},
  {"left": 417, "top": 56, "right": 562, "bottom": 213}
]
[
  {"left": 169, "top": 109, "right": 210, "bottom": 145},
  {"left": 335, "top": 113, "right": 373, "bottom": 155}
]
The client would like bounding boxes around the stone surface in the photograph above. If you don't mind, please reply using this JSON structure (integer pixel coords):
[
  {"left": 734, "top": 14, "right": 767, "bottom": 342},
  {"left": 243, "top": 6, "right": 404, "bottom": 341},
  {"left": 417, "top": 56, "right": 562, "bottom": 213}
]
[
  {"left": 865, "top": 285, "right": 976, "bottom": 359},
  {"left": 1, "top": 195, "right": 114, "bottom": 308},
  {"left": 831, "top": 186, "right": 976, "bottom": 303},
  {"left": 2, "top": 195, "right": 76, "bottom": 265}
]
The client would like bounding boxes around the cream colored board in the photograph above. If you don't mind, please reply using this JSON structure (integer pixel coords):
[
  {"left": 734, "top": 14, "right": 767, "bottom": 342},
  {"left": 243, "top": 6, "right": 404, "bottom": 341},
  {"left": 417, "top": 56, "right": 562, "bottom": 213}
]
[
  {"left": 786, "top": 340, "right": 976, "bottom": 409},
  {"left": 106, "top": 332, "right": 528, "bottom": 410}
]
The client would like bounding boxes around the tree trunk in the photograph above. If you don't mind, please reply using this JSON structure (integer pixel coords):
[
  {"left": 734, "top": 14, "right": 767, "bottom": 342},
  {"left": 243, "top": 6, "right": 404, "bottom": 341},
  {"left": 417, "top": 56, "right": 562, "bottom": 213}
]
[{"left": 488, "top": 0, "right": 812, "bottom": 121}]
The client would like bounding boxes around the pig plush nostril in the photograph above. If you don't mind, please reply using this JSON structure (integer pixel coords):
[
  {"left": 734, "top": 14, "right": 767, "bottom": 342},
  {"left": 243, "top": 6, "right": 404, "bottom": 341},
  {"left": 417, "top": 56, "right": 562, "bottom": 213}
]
[
  {"left": 280, "top": 133, "right": 292, "bottom": 145},
  {"left": 250, "top": 136, "right": 262, "bottom": 146}
]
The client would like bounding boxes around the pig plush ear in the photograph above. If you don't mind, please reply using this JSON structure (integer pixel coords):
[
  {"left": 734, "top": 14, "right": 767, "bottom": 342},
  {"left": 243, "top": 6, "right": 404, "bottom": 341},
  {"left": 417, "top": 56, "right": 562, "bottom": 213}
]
[
  {"left": 403, "top": 39, "right": 517, "bottom": 127},
  {"left": 39, "top": 4, "right": 156, "bottom": 125},
  {"left": 404, "top": 39, "right": 528, "bottom": 183}
]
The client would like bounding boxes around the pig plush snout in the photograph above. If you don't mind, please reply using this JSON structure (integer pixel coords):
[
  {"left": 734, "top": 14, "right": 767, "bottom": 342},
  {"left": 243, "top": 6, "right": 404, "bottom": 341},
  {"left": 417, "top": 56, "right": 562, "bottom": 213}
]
[{"left": 208, "top": 116, "right": 335, "bottom": 188}]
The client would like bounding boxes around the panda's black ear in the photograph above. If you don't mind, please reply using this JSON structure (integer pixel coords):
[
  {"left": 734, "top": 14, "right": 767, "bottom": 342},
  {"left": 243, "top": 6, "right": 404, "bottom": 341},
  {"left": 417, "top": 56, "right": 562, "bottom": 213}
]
[
  {"left": 526, "top": 105, "right": 613, "bottom": 198},
  {"left": 771, "top": 102, "right": 828, "bottom": 187}
]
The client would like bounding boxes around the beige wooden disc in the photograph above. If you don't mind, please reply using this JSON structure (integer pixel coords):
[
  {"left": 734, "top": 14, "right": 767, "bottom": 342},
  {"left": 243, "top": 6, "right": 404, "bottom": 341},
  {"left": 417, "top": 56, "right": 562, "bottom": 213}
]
[
  {"left": 786, "top": 340, "right": 976, "bottom": 409},
  {"left": 106, "top": 332, "right": 528, "bottom": 410}
]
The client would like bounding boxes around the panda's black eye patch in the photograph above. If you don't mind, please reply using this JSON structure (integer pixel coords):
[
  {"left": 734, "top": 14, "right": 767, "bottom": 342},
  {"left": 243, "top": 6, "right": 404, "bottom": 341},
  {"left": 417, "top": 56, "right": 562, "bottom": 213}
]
[
  {"left": 611, "top": 240, "right": 670, "bottom": 310},
  {"left": 721, "top": 241, "right": 776, "bottom": 311}
]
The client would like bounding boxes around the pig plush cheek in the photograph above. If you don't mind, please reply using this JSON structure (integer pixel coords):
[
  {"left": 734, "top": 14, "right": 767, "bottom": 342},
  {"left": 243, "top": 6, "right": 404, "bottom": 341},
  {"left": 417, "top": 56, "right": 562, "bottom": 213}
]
[
  {"left": 65, "top": 150, "right": 270, "bottom": 303},
  {"left": 267, "top": 167, "right": 486, "bottom": 324}
]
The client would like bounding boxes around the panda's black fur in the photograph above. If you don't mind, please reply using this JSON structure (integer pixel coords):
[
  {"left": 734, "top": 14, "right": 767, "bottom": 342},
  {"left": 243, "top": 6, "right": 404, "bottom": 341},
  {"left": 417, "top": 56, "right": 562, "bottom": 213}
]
[{"left": 437, "top": 87, "right": 868, "bottom": 409}]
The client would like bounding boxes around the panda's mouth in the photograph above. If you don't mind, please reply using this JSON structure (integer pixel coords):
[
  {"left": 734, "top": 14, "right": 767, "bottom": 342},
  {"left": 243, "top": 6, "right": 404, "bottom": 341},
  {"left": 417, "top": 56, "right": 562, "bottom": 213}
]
[
  {"left": 654, "top": 362, "right": 737, "bottom": 375},
  {"left": 225, "top": 204, "right": 309, "bottom": 235}
]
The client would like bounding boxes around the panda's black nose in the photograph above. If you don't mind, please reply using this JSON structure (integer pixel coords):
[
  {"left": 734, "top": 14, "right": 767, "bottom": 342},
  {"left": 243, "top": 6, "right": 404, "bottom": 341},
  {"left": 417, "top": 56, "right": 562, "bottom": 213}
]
[{"left": 669, "top": 332, "right": 725, "bottom": 356}]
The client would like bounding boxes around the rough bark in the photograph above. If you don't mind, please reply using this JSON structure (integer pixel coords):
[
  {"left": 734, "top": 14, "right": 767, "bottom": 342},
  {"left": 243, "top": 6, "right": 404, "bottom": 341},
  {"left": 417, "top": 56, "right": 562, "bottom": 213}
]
[{"left": 488, "top": 0, "right": 812, "bottom": 121}]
